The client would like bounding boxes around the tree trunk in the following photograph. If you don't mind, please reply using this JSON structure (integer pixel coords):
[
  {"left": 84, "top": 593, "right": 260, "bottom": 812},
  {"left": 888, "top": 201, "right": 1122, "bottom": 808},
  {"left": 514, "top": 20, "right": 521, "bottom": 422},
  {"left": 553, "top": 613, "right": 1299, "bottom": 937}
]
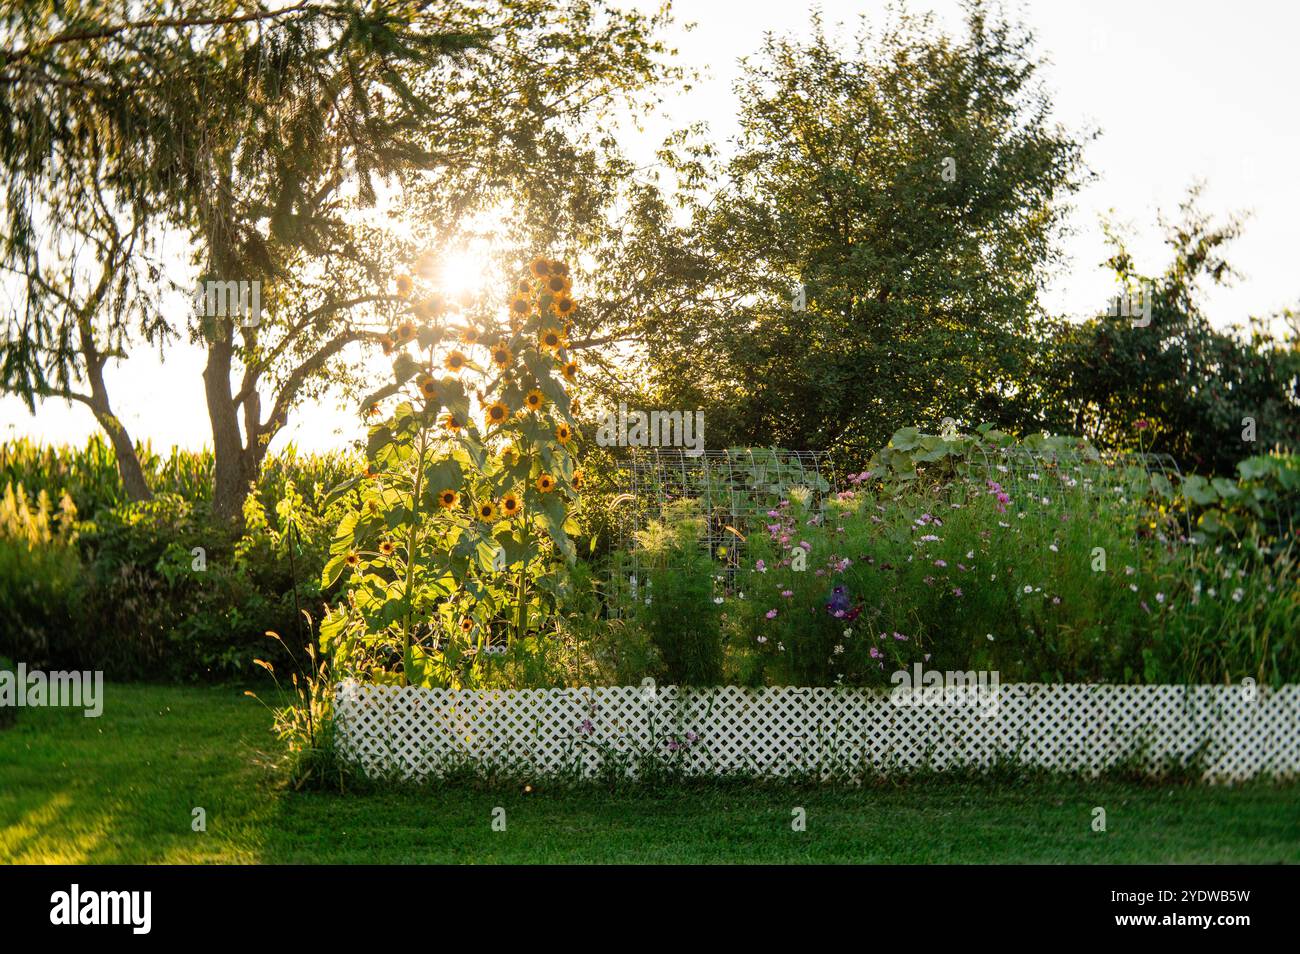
[
  {"left": 205, "top": 331, "right": 249, "bottom": 523},
  {"left": 77, "top": 317, "right": 152, "bottom": 502}
]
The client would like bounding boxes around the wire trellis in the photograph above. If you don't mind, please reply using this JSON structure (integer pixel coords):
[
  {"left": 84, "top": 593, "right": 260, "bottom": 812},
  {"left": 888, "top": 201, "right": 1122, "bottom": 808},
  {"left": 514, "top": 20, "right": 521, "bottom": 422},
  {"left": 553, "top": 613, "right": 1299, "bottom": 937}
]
[{"left": 614, "top": 449, "right": 835, "bottom": 608}]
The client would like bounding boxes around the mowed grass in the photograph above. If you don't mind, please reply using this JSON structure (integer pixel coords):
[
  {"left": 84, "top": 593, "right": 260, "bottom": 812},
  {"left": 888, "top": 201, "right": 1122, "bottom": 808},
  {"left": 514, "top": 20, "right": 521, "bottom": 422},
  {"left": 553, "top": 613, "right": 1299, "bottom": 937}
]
[{"left": 1, "top": 684, "right": 1297, "bottom": 864}]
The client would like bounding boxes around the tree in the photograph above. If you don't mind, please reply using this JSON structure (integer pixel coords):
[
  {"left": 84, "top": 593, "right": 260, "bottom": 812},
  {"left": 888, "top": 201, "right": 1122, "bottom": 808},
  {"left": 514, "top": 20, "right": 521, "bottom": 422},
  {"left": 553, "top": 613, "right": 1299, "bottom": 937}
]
[
  {"left": 571, "top": 2, "right": 1088, "bottom": 458},
  {"left": 0, "top": 0, "right": 677, "bottom": 518},
  {"left": 1015, "top": 188, "right": 1300, "bottom": 474}
]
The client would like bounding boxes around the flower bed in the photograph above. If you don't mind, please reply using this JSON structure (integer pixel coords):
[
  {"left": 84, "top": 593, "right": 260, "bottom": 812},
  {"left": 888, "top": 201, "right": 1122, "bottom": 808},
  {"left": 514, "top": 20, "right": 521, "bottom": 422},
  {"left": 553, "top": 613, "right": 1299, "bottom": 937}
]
[{"left": 334, "top": 680, "right": 1300, "bottom": 783}]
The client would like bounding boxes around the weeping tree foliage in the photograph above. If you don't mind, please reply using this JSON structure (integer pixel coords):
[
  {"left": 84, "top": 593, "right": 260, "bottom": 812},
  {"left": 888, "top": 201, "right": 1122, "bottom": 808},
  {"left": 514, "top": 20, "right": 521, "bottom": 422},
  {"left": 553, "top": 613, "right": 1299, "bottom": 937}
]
[
  {"left": 571, "top": 2, "right": 1088, "bottom": 458},
  {"left": 0, "top": 0, "right": 677, "bottom": 518}
]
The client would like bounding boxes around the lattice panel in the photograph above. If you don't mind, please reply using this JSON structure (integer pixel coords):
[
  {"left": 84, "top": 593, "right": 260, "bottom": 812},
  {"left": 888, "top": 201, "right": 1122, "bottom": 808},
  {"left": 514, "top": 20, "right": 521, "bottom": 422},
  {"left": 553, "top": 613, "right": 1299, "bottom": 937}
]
[{"left": 333, "top": 682, "right": 1300, "bottom": 783}]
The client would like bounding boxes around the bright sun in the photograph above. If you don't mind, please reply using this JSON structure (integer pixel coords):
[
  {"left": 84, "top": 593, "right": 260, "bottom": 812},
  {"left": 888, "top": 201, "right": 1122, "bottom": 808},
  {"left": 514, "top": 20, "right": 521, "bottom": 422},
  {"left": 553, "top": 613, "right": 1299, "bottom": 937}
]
[{"left": 438, "top": 250, "right": 488, "bottom": 297}]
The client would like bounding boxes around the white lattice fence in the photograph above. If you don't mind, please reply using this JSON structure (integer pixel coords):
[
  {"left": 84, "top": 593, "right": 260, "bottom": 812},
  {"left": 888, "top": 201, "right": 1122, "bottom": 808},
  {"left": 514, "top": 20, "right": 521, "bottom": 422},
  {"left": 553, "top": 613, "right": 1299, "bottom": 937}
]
[{"left": 333, "top": 682, "right": 1300, "bottom": 783}]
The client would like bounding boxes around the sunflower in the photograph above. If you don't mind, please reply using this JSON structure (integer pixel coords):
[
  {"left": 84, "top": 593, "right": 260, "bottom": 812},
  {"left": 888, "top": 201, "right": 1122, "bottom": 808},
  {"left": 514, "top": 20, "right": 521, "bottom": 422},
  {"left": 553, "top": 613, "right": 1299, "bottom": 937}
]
[
  {"left": 437, "top": 488, "right": 460, "bottom": 509},
  {"left": 412, "top": 299, "right": 435, "bottom": 322},
  {"left": 539, "top": 326, "right": 566, "bottom": 353},
  {"left": 394, "top": 274, "right": 414, "bottom": 298},
  {"left": 549, "top": 260, "right": 570, "bottom": 277},
  {"left": 477, "top": 500, "right": 499, "bottom": 522},
  {"left": 345, "top": 550, "right": 360, "bottom": 567},
  {"left": 396, "top": 321, "right": 416, "bottom": 343},
  {"left": 509, "top": 294, "right": 534, "bottom": 321},
  {"left": 366, "top": 499, "right": 379, "bottom": 514},
  {"left": 442, "top": 412, "right": 465, "bottom": 433},
  {"left": 515, "top": 278, "right": 535, "bottom": 295},
  {"left": 363, "top": 465, "right": 378, "bottom": 479},
  {"left": 555, "top": 422, "right": 573, "bottom": 445},
  {"left": 379, "top": 334, "right": 395, "bottom": 355},
  {"left": 420, "top": 378, "right": 438, "bottom": 400},
  {"left": 528, "top": 258, "right": 552, "bottom": 279},
  {"left": 484, "top": 401, "right": 510, "bottom": 428},
  {"left": 561, "top": 360, "right": 579, "bottom": 382},
  {"left": 460, "top": 616, "right": 475, "bottom": 633},
  {"left": 459, "top": 326, "right": 481, "bottom": 346},
  {"left": 500, "top": 444, "right": 519, "bottom": 466},
  {"left": 490, "top": 342, "right": 513, "bottom": 369},
  {"left": 379, "top": 540, "right": 396, "bottom": 556},
  {"left": 544, "top": 274, "right": 571, "bottom": 296},
  {"left": 571, "top": 470, "right": 585, "bottom": 491},
  {"left": 550, "top": 296, "right": 576, "bottom": 320},
  {"left": 444, "top": 350, "right": 468, "bottom": 373},
  {"left": 500, "top": 493, "right": 522, "bottom": 517},
  {"left": 524, "top": 389, "right": 545, "bottom": 412},
  {"left": 535, "top": 473, "right": 556, "bottom": 493}
]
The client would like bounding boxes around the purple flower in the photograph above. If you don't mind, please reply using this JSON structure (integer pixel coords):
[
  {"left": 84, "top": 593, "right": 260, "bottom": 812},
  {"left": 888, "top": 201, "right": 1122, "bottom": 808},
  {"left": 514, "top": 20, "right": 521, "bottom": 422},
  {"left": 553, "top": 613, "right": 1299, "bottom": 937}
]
[
  {"left": 781, "top": 589, "right": 794, "bottom": 598},
  {"left": 766, "top": 609, "right": 778, "bottom": 620},
  {"left": 755, "top": 559, "right": 767, "bottom": 572},
  {"left": 579, "top": 718, "right": 594, "bottom": 736}
]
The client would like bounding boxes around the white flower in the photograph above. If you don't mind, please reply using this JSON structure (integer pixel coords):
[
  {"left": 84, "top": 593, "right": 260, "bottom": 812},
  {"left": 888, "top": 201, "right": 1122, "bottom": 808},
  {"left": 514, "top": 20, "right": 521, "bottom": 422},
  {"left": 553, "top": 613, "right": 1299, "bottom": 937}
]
[
  {"left": 966, "top": 550, "right": 974, "bottom": 559},
  {"left": 713, "top": 597, "right": 724, "bottom": 604},
  {"left": 1023, "top": 585, "right": 1033, "bottom": 594},
  {"left": 1129, "top": 584, "right": 1138, "bottom": 592},
  {"left": 756, "top": 635, "right": 767, "bottom": 644},
  {"left": 1049, "top": 544, "right": 1058, "bottom": 552},
  {"left": 1232, "top": 588, "right": 1244, "bottom": 603},
  {"left": 986, "top": 633, "right": 995, "bottom": 641},
  {"left": 1155, "top": 592, "right": 1165, "bottom": 603}
]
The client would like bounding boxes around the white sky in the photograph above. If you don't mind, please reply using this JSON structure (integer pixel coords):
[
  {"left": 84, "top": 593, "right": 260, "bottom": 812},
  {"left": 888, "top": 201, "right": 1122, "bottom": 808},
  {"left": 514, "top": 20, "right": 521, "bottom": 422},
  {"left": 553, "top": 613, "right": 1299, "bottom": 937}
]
[{"left": 5, "top": 0, "right": 1298, "bottom": 454}]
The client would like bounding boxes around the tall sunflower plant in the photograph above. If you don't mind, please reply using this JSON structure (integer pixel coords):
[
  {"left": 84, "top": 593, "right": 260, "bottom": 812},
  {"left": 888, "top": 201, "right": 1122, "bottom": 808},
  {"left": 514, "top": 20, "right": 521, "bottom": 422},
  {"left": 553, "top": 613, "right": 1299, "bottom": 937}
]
[{"left": 318, "top": 258, "right": 586, "bottom": 688}]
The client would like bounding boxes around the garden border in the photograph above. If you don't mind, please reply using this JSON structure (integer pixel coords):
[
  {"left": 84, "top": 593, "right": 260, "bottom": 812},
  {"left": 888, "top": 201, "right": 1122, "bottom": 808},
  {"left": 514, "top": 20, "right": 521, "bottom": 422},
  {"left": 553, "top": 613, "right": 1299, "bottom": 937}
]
[{"left": 334, "top": 681, "right": 1300, "bottom": 783}]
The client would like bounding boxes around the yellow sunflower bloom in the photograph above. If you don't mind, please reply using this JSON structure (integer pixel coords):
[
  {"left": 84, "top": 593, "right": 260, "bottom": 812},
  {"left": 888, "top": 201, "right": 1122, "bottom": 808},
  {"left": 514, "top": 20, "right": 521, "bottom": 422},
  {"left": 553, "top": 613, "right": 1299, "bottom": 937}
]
[
  {"left": 394, "top": 274, "right": 414, "bottom": 298},
  {"left": 442, "top": 412, "right": 465, "bottom": 433},
  {"left": 536, "top": 474, "right": 556, "bottom": 493},
  {"left": 571, "top": 470, "right": 585, "bottom": 491},
  {"left": 485, "top": 401, "right": 510, "bottom": 428},
  {"left": 500, "top": 493, "right": 522, "bottom": 517},
  {"left": 544, "top": 274, "right": 571, "bottom": 296},
  {"left": 561, "top": 360, "right": 579, "bottom": 382},
  {"left": 555, "top": 422, "right": 573, "bottom": 445},
  {"left": 395, "top": 321, "right": 416, "bottom": 343},
  {"left": 528, "top": 258, "right": 552, "bottom": 279},
  {"left": 539, "top": 326, "right": 566, "bottom": 353},
  {"left": 490, "top": 342, "right": 513, "bottom": 369},
  {"left": 477, "top": 500, "right": 499, "bottom": 523},
  {"left": 444, "top": 350, "right": 468, "bottom": 373},
  {"left": 509, "top": 294, "right": 534, "bottom": 321},
  {"left": 460, "top": 326, "right": 481, "bottom": 346},
  {"left": 524, "top": 389, "right": 546, "bottom": 412},
  {"left": 437, "top": 488, "right": 460, "bottom": 509}
]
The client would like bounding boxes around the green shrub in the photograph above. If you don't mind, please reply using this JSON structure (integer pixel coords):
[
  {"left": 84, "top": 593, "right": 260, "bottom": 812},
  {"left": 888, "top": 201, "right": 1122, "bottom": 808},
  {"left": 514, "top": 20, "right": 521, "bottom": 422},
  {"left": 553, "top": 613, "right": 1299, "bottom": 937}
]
[{"left": 630, "top": 501, "right": 723, "bottom": 685}]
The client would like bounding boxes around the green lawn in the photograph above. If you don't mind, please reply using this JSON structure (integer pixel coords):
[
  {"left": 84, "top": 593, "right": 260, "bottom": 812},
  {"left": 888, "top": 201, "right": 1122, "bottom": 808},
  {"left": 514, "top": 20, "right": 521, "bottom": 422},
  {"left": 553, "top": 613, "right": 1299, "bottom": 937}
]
[{"left": 1, "top": 683, "right": 1297, "bottom": 864}]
